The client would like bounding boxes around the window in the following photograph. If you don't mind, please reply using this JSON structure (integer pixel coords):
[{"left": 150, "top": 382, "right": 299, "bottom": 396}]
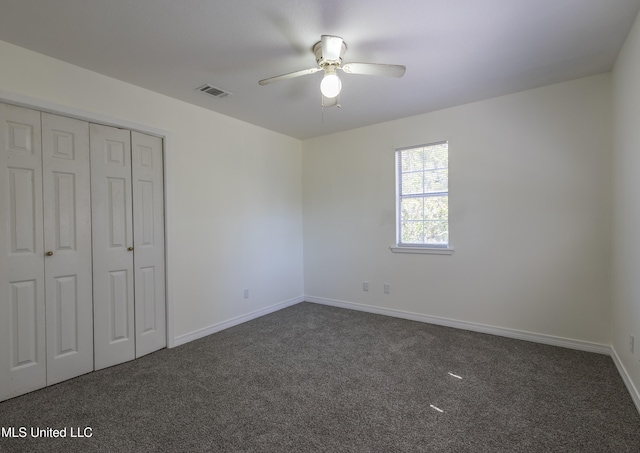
[{"left": 394, "top": 141, "right": 451, "bottom": 253}]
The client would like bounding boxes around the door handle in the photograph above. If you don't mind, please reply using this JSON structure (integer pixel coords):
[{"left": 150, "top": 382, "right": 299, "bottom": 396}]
[
  {"left": 46, "top": 251, "right": 53, "bottom": 256},
  {"left": 128, "top": 247, "right": 134, "bottom": 251}
]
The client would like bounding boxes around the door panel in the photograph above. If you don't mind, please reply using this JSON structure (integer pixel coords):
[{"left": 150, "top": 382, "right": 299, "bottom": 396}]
[
  {"left": 0, "top": 103, "right": 45, "bottom": 401},
  {"left": 139, "top": 266, "right": 157, "bottom": 333},
  {"left": 132, "top": 131, "right": 166, "bottom": 357},
  {"left": 53, "top": 275, "right": 78, "bottom": 356},
  {"left": 11, "top": 280, "right": 38, "bottom": 367},
  {"left": 91, "top": 124, "right": 135, "bottom": 370},
  {"left": 107, "top": 177, "right": 128, "bottom": 247},
  {"left": 42, "top": 113, "right": 93, "bottom": 385},
  {"left": 109, "top": 269, "right": 130, "bottom": 341},
  {"left": 9, "top": 168, "right": 37, "bottom": 253}
]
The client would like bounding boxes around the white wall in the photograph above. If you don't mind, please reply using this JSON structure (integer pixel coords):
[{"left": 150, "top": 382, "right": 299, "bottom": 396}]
[
  {"left": 612, "top": 10, "right": 640, "bottom": 405},
  {"left": 303, "top": 74, "right": 612, "bottom": 345},
  {"left": 0, "top": 40, "right": 304, "bottom": 342}
]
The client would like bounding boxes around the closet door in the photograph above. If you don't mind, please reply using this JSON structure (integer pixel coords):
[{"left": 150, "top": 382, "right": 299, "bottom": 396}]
[
  {"left": 0, "top": 104, "right": 46, "bottom": 400},
  {"left": 42, "top": 113, "right": 93, "bottom": 385},
  {"left": 91, "top": 124, "right": 135, "bottom": 370},
  {"left": 132, "top": 131, "right": 166, "bottom": 357}
]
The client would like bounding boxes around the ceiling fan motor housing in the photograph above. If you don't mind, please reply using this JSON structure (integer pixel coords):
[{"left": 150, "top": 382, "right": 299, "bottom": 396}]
[{"left": 314, "top": 37, "right": 347, "bottom": 68}]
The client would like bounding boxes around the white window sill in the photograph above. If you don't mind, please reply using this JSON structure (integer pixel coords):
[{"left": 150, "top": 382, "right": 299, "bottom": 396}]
[{"left": 389, "top": 246, "right": 455, "bottom": 255}]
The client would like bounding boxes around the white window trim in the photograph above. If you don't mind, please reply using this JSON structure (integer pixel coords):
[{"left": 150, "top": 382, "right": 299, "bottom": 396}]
[
  {"left": 394, "top": 141, "right": 451, "bottom": 253},
  {"left": 389, "top": 245, "right": 455, "bottom": 255}
]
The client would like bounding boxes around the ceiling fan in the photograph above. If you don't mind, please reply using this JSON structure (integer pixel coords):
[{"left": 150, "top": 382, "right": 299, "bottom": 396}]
[{"left": 259, "top": 35, "right": 406, "bottom": 108}]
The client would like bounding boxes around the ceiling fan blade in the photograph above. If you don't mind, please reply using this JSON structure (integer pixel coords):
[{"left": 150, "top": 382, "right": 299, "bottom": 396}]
[
  {"left": 341, "top": 62, "right": 406, "bottom": 78},
  {"left": 259, "top": 67, "right": 321, "bottom": 86},
  {"left": 321, "top": 35, "right": 344, "bottom": 61}
]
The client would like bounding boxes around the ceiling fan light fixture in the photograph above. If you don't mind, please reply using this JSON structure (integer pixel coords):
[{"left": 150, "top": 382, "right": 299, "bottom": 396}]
[
  {"left": 258, "top": 34, "right": 405, "bottom": 108},
  {"left": 320, "top": 66, "right": 341, "bottom": 98}
]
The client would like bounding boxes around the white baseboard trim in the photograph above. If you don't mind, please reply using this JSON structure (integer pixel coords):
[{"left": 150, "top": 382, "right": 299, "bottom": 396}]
[
  {"left": 611, "top": 347, "right": 640, "bottom": 414},
  {"left": 172, "top": 296, "right": 305, "bottom": 347},
  {"left": 305, "top": 296, "right": 611, "bottom": 355}
]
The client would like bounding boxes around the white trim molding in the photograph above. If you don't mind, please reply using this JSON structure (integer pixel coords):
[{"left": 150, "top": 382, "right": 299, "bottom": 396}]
[
  {"left": 390, "top": 246, "right": 454, "bottom": 255},
  {"left": 0, "top": 89, "right": 167, "bottom": 137},
  {"left": 173, "top": 296, "right": 305, "bottom": 347},
  {"left": 304, "top": 295, "right": 611, "bottom": 355},
  {"left": 611, "top": 347, "right": 640, "bottom": 415}
]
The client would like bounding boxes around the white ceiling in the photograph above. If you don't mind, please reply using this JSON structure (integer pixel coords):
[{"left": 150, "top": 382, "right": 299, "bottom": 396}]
[{"left": 0, "top": 0, "right": 638, "bottom": 140}]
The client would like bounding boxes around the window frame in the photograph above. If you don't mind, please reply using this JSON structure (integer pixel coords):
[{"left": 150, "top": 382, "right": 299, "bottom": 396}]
[{"left": 391, "top": 141, "right": 454, "bottom": 255}]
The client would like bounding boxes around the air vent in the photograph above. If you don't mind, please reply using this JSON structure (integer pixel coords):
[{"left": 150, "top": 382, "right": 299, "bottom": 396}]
[{"left": 197, "top": 84, "right": 232, "bottom": 98}]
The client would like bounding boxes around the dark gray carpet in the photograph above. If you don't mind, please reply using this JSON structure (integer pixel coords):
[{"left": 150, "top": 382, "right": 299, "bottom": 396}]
[{"left": 1, "top": 302, "right": 639, "bottom": 452}]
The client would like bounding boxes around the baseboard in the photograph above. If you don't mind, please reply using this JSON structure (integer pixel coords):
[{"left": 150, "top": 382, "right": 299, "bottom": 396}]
[
  {"left": 172, "top": 296, "right": 305, "bottom": 347},
  {"left": 611, "top": 347, "right": 640, "bottom": 414},
  {"left": 305, "top": 296, "right": 611, "bottom": 355}
]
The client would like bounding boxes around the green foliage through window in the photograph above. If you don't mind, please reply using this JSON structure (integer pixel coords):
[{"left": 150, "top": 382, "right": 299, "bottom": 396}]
[{"left": 396, "top": 142, "right": 448, "bottom": 246}]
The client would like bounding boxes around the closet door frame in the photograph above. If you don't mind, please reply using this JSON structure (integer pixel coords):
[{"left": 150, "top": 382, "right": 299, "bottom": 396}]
[{"left": 0, "top": 90, "right": 174, "bottom": 351}]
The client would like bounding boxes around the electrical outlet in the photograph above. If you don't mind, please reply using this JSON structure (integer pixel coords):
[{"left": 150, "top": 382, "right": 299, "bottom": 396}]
[
  {"left": 631, "top": 335, "right": 635, "bottom": 354},
  {"left": 384, "top": 283, "right": 390, "bottom": 294},
  {"left": 244, "top": 288, "right": 249, "bottom": 299},
  {"left": 363, "top": 282, "right": 369, "bottom": 291}
]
